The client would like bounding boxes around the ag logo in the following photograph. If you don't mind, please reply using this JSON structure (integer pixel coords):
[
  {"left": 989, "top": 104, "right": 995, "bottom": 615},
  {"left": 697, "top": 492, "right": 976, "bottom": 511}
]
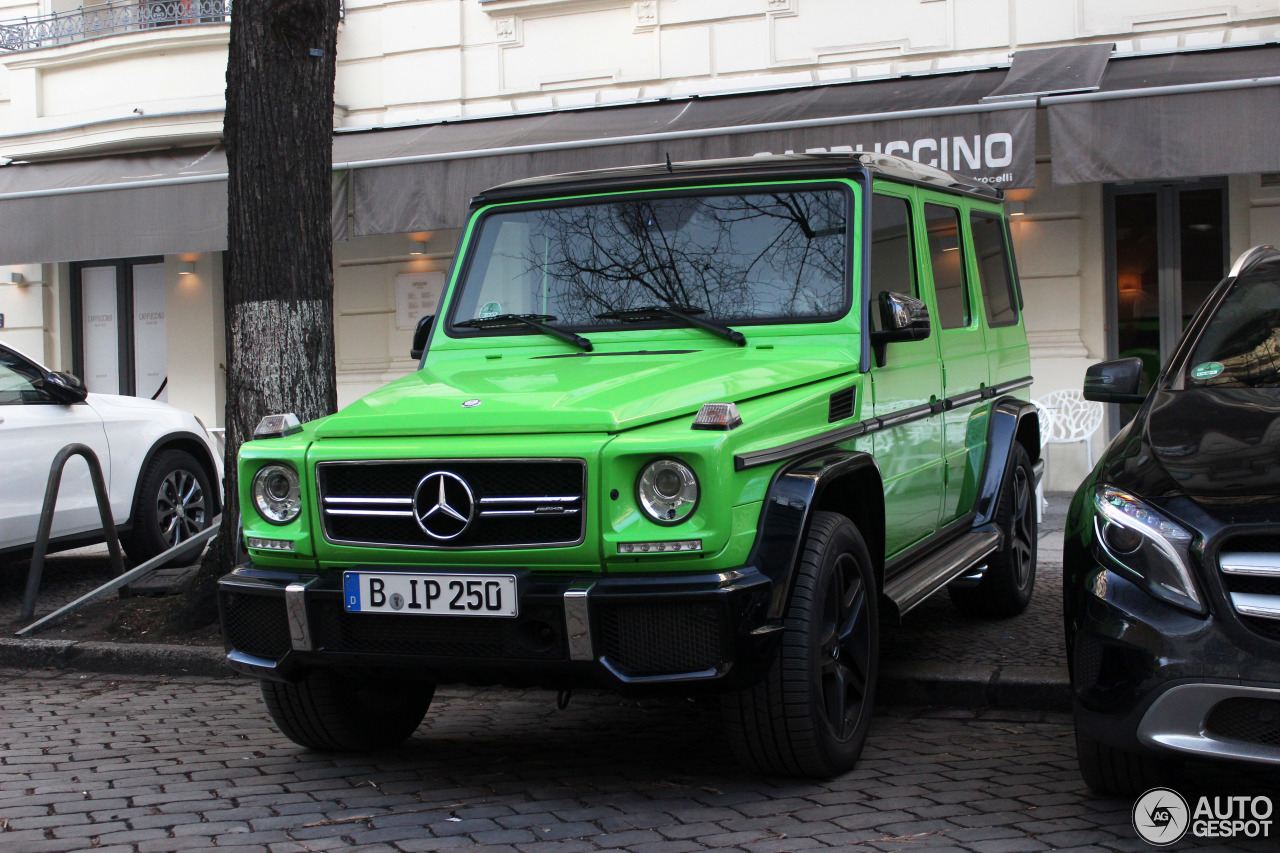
[{"left": 1133, "top": 787, "right": 1190, "bottom": 846}]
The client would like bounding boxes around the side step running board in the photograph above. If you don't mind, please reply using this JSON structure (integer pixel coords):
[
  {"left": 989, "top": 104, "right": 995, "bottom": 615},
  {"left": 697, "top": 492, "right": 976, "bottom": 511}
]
[{"left": 883, "top": 528, "right": 1000, "bottom": 621}]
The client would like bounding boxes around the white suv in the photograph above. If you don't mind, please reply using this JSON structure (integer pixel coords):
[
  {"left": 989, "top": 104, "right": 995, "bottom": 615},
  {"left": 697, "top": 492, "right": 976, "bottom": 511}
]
[{"left": 0, "top": 343, "right": 222, "bottom": 565}]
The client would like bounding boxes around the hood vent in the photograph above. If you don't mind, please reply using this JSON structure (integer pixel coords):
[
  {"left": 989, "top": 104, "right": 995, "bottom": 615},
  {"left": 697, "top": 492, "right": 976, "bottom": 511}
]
[{"left": 828, "top": 387, "right": 857, "bottom": 422}]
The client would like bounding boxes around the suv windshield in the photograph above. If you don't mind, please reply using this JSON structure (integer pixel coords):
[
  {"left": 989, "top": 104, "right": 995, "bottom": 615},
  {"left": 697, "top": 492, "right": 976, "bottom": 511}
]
[
  {"left": 1187, "top": 274, "right": 1280, "bottom": 388},
  {"left": 449, "top": 187, "right": 850, "bottom": 331}
]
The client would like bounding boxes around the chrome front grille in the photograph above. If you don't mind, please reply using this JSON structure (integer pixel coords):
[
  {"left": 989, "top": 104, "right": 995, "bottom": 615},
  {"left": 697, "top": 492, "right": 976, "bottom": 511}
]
[
  {"left": 1219, "top": 542, "right": 1280, "bottom": 638},
  {"left": 316, "top": 459, "right": 586, "bottom": 549}
]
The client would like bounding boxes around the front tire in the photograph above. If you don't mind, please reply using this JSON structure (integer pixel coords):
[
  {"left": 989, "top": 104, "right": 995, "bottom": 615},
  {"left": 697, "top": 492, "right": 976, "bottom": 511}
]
[
  {"left": 950, "top": 442, "right": 1037, "bottom": 618},
  {"left": 1075, "top": 729, "right": 1180, "bottom": 797},
  {"left": 723, "top": 512, "right": 879, "bottom": 777},
  {"left": 122, "top": 449, "right": 214, "bottom": 566},
  {"left": 261, "top": 672, "right": 434, "bottom": 751}
]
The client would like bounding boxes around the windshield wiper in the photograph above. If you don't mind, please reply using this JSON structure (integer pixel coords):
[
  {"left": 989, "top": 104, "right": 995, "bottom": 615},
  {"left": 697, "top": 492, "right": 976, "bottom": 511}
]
[
  {"left": 594, "top": 304, "right": 746, "bottom": 347},
  {"left": 456, "top": 313, "right": 593, "bottom": 352}
]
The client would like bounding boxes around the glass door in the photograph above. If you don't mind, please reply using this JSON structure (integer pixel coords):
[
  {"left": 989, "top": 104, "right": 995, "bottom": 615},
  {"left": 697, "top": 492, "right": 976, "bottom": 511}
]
[
  {"left": 1105, "top": 181, "right": 1227, "bottom": 427},
  {"left": 72, "top": 257, "right": 166, "bottom": 398}
]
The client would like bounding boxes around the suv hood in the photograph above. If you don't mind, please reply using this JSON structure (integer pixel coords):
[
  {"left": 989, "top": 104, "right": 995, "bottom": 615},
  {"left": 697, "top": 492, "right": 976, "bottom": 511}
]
[
  {"left": 313, "top": 346, "right": 856, "bottom": 439},
  {"left": 1139, "top": 387, "right": 1280, "bottom": 501}
]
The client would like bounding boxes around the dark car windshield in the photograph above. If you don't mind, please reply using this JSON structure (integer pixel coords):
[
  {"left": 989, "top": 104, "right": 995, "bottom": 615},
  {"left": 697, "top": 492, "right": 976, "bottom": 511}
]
[
  {"left": 1187, "top": 274, "right": 1280, "bottom": 388},
  {"left": 449, "top": 187, "right": 849, "bottom": 330}
]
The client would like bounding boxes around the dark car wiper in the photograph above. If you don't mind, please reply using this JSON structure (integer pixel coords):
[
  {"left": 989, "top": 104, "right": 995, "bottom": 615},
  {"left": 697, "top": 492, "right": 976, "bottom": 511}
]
[
  {"left": 456, "top": 313, "right": 593, "bottom": 352},
  {"left": 594, "top": 304, "right": 746, "bottom": 347}
]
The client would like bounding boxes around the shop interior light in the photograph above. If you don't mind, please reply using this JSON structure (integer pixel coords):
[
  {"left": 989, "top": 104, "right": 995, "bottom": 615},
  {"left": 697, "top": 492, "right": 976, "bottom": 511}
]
[{"left": 618, "top": 540, "right": 702, "bottom": 554}]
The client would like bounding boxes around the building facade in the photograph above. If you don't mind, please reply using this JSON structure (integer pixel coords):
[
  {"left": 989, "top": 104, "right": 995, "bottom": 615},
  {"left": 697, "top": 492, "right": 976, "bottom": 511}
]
[{"left": 2, "top": 0, "right": 1279, "bottom": 487}]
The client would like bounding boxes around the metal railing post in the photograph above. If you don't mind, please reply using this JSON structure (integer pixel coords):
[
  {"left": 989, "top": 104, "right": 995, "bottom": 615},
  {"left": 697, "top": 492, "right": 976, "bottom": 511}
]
[{"left": 19, "top": 443, "right": 126, "bottom": 623}]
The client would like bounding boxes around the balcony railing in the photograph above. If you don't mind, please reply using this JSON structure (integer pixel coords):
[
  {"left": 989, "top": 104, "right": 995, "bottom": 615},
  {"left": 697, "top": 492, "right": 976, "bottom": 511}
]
[{"left": 0, "top": 1, "right": 232, "bottom": 52}]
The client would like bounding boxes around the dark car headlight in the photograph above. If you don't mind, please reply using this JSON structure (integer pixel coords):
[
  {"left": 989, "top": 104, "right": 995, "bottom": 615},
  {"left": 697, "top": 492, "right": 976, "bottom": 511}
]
[{"left": 1092, "top": 485, "right": 1204, "bottom": 614}]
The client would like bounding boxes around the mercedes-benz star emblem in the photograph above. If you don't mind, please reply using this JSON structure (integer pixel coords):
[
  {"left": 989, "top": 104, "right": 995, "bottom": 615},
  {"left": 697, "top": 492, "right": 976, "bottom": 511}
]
[{"left": 412, "top": 471, "right": 475, "bottom": 541}]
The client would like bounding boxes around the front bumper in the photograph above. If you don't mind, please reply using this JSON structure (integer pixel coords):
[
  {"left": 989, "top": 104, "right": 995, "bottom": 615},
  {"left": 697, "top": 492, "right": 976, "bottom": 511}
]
[
  {"left": 218, "top": 564, "right": 778, "bottom": 693},
  {"left": 1071, "top": 568, "right": 1280, "bottom": 766}
]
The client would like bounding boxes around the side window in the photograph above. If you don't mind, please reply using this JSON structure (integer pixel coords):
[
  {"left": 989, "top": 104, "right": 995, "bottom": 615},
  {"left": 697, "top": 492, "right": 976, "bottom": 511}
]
[
  {"left": 970, "top": 212, "right": 1019, "bottom": 327},
  {"left": 869, "top": 194, "right": 916, "bottom": 331},
  {"left": 0, "top": 349, "right": 50, "bottom": 405},
  {"left": 923, "top": 203, "right": 970, "bottom": 330}
]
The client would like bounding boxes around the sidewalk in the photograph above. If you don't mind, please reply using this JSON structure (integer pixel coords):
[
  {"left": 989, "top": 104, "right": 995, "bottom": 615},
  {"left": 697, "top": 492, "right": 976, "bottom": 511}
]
[{"left": 0, "top": 495, "right": 1076, "bottom": 710}]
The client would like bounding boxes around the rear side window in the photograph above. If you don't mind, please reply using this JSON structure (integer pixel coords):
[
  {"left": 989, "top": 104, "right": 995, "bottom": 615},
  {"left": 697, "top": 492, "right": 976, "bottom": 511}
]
[
  {"left": 924, "top": 203, "right": 970, "bottom": 329},
  {"left": 869, "top": 194, "right": 916, "bottom": 331},
  {"left": 970, "top": 212, "right": 1019, "bottom": 327}
]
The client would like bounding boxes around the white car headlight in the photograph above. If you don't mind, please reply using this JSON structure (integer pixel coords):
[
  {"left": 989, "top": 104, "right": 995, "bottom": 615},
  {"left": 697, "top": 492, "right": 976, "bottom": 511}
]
[
  {"left": 252, "top": 464, "right": 301, "bottom": 525},
  {"left": 636, "top": 458, "right": 699, "bottom": 525},
  {"left": 1092, "top": 485, "right": 1203, "bottom": 614}
]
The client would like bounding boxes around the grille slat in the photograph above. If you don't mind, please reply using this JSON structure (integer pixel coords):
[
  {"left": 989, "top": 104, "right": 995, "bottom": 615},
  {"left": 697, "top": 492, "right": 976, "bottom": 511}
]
[
  {"left": 318, "top": 460, "right": 586, "bottom": 549},
  {"left": 1218, "top": 536, "right": 1280, "bottom": 641}
]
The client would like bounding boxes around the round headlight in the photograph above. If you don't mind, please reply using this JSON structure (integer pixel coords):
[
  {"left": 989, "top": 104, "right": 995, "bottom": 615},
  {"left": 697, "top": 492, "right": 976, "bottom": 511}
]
[
  {"left": 637, "top": 458, "right": 698, "bottom": 525},
  {"left": 252, "top": 464, "right": 301, "bottom": 525}
]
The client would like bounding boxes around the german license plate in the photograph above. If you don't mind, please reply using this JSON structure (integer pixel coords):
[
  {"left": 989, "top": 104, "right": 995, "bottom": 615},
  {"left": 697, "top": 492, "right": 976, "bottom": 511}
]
[{"left": 342, "top": 572, "right": 517, "bottom": 617}]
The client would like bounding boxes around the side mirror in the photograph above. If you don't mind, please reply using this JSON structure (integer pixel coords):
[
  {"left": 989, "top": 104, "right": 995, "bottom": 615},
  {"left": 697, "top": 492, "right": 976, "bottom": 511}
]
[
  {"left": 1083, "top": 357, "right": 1146, "bottom": 404},
  {"left": 43, "top": 371, "right": 88, "bottom": 404},
  {"left": 870, "top": 291, "right": 931, "bottom": 367},
  {"left": 410, "top": 314, "right": 434, "bottom": 361}
]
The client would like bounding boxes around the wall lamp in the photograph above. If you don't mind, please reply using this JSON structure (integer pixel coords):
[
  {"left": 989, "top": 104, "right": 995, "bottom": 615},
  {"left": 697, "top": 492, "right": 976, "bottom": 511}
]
[
  {"left": 409, "top": 240, "right": 427, "bottom": 255},
  {"left": 1007, "top": 201, "right": 1026, "bottom": 217},
  {"left": 178, "top": 262, "right": 196, "bottom": 276}
]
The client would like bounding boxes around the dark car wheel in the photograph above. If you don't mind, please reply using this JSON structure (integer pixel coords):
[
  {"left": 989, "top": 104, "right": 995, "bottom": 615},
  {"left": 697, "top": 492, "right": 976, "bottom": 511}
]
[
  {"left": 1075, "top": 729, "right": 1181, "bottom": 797},
  {"left": 950, "top": 442, "right": 1037, "bottom": 618},
  {"left": 121, "top": 449, "right": 214, "bottom": 566},
  {"left": 261, "top": 672, "right": 434, "bottom": 751},
  {"left": 723, "top": 511, "right": 879, "bottom": 777}
]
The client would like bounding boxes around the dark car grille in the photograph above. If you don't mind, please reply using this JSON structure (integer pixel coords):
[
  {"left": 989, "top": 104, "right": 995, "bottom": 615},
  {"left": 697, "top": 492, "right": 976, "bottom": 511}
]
[
  {"left": 1206, "top": 698, "right": 1280, "bottom": 747},
  {"left": 1217, "top": 538, "right": 1280, "bottom": 642},
  {"left": 317, "top": 460, "right": 585, "bottom": 549},
  {"left": 222, "top": 592, "right": 291, "bottom": 660},
  {"left": 309, "top": 598, "right": 565, "bottom": 660},
  {"left": 596, "top": 601, "right": 726, "bottom": 677}
]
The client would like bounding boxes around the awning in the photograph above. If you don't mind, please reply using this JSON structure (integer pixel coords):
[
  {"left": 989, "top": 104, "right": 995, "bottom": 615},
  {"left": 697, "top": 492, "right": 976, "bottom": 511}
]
[
  {"left": 1047, "top": 44, "right": 1280, "bottom": 184},
  {"left": 2, "top": 64, "right": 1043, "bottom": 263},
  {"left": 0, "top": 147, "right": 228, "bottom": 266},
  {"left": 337, "top": 69, "right": 1037, "bottom": 237}
]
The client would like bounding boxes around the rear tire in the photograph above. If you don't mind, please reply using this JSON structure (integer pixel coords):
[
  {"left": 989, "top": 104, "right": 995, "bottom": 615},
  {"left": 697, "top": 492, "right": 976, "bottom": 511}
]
[
  {"left": 1075, "top": 729, "right": 1180, "bottom": 797},
  {"left": 950, "top": 442, "right": 1037, "bottom": 618},
  {"left": 723, "top": 512, "right": 879, "bottom": 777},
  {"left": 261, "top": 672, "right": 434, "bottom": 751}
]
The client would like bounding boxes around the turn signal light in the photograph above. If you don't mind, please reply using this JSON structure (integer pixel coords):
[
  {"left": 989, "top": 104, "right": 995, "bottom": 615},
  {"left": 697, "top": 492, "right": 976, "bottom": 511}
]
[{"left": 692, "top": 402, "right": 742, "bottom": 430}]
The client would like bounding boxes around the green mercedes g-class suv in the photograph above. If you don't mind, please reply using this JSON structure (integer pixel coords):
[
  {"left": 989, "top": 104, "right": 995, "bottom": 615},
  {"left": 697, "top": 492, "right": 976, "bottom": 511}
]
[{"left": 220, "top": 152, "right": 1040, "bottom": 777}]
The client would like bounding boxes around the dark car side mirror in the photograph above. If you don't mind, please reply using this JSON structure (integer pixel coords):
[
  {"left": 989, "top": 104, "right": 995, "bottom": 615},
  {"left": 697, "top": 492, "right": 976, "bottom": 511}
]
[
  {"left": 870, "top": 291, "right": 931, "bottom": 367},
  {"left": 410, "top": 314, "right": 435, "bottom": 361},
  {"left": 43, "top": 370, "right": 88, "bottom": 404},
  {"left": 1083, "top": 358, "right": 1146, "bottom": 404}
]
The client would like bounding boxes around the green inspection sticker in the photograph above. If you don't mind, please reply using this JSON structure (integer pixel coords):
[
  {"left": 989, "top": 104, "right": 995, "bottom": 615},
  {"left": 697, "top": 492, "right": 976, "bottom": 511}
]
[{"left": 1191, "top": 361, "right": 1224, "bottom": 380}]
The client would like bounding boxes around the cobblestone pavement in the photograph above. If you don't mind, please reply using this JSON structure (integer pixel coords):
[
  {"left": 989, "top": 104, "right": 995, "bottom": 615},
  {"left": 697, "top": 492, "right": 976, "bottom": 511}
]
[
  {"left": 882, "top": 495, "right": 1069, "bottom": 669},
  {"left": 2, "top": 670, "right": 1275, "bottom": 853}
]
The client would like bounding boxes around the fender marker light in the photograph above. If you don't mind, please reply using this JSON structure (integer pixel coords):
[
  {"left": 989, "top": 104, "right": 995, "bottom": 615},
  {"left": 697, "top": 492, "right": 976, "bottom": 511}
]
[
  {"left": 692, "top": 402, "right": 742, "bottom": 430},
  {"left": 619, "top": 540, "right": 702, "bottom": 554},
  {"left": 254, "top": 413, "right": 302, "bottom": 439}
]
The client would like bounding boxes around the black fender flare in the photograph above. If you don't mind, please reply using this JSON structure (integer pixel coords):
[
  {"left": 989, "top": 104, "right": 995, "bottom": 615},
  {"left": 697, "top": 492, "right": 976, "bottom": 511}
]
[
  {"left": 972, "top": 397, "right": 1040, "bottom": 527},
  {"left": 126, "top": 430, "right": 224, "bottom": 528},
  {"left": 745, "top": 448, "right": 883, "bottom": 623}
]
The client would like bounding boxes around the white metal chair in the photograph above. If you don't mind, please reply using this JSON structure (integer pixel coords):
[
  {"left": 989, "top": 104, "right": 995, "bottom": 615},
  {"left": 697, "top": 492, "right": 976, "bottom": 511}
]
[{"left": 1034, "top": 389, "right": 1105, "bottom": 495}]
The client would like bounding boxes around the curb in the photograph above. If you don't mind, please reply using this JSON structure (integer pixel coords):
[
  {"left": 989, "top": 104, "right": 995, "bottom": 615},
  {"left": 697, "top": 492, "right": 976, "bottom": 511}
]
[
  {"left": 0, "top": 638, "right": 232, "bottom": 679},
  {"left": 0, "top": 637, "right": 1070, "bottom": 710},
  {"left": 880, "top": 661, "right": 1070, "bottom": 712}
]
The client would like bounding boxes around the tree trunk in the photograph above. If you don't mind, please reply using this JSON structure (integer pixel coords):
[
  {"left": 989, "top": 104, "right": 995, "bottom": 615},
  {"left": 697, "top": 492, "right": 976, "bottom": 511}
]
[{"left": 172, "top": 0, "right": 341, "bottom": 628}]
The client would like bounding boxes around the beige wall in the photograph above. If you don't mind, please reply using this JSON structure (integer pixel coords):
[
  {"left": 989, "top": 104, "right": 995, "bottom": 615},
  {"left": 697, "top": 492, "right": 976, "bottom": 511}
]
[{"left": 333, "top": 229, "right": 462, "bottom": 407}]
